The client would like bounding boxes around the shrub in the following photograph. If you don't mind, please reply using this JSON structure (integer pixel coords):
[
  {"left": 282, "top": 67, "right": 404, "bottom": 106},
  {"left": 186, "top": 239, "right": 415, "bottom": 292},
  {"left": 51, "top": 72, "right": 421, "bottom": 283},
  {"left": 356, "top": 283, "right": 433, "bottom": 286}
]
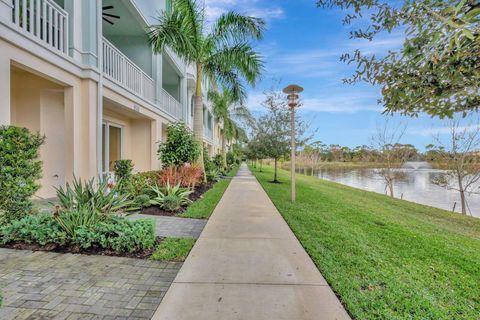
[
  {"left": 159, "top": 166, "right": 181, "bottom": 187},
  {"left": 159, "top": 164, "right": 203, "bottom": 190},
  {"left": 0, "top": 213, "right": 155, "bottom": 253},
  {"left": 178, "top": 164, "right": 203, "bottom": 190},
  {"left": 149, "top": 183, "right": 192, "bottom": 211},
  {"left": 0, "top": 214, "right": 68, "bottom": 246},
  {"left": 157, "top": 122, "right": 200, "bottom": 167},
  {"left": 0, "top": 126, "right": 45, "bottom": 222},
  {"left": 213, "top": 154, "right": 224, "bottom": 170},
  {"left": 55, "top": 176, "right": 134, "bottom": 215},
  {"left": 227, "top": 151, "right": 236, "bottom": 167},
  {"left": 72, "top": 217, "right": 155, "bottom": 252},
  {"left": 131, "top": 171, "right": 161, "bottom": 196},
  {"left": 113, "top": 160, "right": 134, "bottom": 194},
  {"left": 54, "top": 208, "right": 99, "bottom": 237},
  {"left": 206, "top": 167, "right": 222, "bottom": 182}
]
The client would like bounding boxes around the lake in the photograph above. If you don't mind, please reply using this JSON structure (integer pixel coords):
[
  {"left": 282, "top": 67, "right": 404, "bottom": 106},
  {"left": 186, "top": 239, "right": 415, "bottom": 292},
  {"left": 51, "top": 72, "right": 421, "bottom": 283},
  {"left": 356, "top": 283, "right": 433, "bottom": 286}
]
[{"left": 296, "top": 164, "right": 480, "bottom": 218}]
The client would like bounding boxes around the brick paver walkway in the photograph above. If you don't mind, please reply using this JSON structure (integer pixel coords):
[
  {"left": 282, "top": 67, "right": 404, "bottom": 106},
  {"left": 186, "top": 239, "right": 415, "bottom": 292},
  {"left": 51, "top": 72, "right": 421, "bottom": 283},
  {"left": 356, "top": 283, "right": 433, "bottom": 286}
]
[
  {"left": 0, "top": 248, "right": 181, "bottom": 320},
  {"left": 128, "top": 214, "right": 207, "bottom": 238}
]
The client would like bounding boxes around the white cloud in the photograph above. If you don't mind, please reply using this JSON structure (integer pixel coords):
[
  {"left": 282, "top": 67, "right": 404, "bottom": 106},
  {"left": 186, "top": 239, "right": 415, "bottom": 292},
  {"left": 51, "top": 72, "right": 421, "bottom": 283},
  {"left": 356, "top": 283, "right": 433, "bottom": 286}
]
[
  {"left": 409, "top": 125, "right": 480, "bottom": 137},
  {"left": 247, "top": 91, "right": 382, "bottom": 113},
  {"left": 204, "top": 0, "right": 284, "bottom": 22}
]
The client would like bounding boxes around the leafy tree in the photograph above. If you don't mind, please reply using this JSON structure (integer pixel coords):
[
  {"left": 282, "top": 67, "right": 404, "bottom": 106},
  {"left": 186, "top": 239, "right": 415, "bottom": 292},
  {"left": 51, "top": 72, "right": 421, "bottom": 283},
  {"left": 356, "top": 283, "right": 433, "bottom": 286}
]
[
  {"left": 255, "top": 90, "right": 309, "bottom": 182},
  {"left": 209, "top": 89, "right": 253, "bottom": 169},
  {"left": 149, "top": 0, "right": 264, "bottom": 174},
  {"left": 158, "top": 122, "right": 200, "bottom": 167},
  {"left": 0, "top": 126, "right": 45, "bottom": 223},
  {"left": 318, "top": 0, "right": 480, "bottom": 118}
]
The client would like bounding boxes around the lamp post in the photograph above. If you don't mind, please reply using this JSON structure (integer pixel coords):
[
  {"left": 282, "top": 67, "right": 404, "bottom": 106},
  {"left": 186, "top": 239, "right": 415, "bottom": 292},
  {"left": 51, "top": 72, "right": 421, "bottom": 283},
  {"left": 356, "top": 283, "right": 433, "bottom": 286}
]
[{"left": 282, "top": 84, "right": 303, "bottom": 202}]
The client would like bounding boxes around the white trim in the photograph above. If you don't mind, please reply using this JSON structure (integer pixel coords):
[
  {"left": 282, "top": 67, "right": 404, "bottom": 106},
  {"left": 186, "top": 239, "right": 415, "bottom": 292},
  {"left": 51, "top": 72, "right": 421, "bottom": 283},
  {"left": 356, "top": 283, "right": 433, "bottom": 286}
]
[{"left": 102, "top": 121, "right": 124, "bottom": 173}]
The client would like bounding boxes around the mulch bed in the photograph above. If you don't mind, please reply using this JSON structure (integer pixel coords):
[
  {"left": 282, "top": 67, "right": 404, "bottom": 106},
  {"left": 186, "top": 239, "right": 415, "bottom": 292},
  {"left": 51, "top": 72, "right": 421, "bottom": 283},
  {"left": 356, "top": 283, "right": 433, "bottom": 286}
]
[
  {"left": 140, "top": 181, "right": 214, "bottom": 217},
  {"left": 1, "top": 237, "right": 164, "bottom": 259}
]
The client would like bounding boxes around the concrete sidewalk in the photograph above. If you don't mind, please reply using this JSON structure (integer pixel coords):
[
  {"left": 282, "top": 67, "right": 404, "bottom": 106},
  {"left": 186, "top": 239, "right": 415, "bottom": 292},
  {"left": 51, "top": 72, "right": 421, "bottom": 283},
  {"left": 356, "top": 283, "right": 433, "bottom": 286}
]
[{"left": 152, "top": 164, "right": 350, "bottom": 320}]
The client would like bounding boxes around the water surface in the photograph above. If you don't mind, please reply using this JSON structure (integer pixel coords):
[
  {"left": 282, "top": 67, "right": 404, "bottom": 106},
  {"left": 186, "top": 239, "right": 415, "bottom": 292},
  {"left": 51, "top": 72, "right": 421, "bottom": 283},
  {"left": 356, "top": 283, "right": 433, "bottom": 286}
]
[{"left": 297, "top": 165, "right": 480, "bottom": 218}]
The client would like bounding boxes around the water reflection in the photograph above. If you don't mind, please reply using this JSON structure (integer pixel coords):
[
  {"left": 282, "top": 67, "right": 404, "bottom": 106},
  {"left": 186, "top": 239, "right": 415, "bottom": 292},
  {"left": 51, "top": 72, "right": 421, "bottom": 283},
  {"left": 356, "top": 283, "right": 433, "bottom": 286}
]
[{"left": 297, "top": 166, "right": 479, "bottom": 218}]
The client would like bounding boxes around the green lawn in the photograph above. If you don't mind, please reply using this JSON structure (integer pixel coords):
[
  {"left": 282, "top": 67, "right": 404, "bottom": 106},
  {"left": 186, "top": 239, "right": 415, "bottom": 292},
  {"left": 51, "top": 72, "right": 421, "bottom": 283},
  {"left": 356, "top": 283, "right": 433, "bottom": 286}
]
[
  {"left": 150, "top": 237, "right": 196, "bottom": 262},
  {"left": 179, "top": 165, "right": 239, "bottom": 219},
  {"left": 251, "top": 165, "right": 480, "bottom": 320}
]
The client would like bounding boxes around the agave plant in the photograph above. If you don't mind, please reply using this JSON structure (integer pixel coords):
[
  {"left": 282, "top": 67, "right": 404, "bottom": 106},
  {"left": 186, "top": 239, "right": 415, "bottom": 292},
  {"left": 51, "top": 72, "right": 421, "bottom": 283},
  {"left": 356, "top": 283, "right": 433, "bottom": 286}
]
[
  {"left": 149, "top": 183, "right": 192, "bottom": 212},
  {"left": 55, "top": 176, "right": 134, "bottom": 216}
]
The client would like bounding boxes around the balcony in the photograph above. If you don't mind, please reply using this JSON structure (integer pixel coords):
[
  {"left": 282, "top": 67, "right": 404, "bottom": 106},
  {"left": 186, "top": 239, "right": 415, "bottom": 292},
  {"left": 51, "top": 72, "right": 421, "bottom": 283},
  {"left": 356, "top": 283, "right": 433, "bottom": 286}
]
[
  {"left": 102, "top": 37, "right": 155, "bottom": 103},
  {"left": 102, "top": 37, "right": 182, "bottom": 119},
  {"left": 10, "top": 0, "right": 69, "bottom": 55}
]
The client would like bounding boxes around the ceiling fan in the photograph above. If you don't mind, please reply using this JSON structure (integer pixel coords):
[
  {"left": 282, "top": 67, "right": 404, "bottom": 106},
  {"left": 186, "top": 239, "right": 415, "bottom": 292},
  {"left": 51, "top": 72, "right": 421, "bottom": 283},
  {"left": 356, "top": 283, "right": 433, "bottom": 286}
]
[{"left": 102, "top": 5, "right": 120, "bottom": 25}]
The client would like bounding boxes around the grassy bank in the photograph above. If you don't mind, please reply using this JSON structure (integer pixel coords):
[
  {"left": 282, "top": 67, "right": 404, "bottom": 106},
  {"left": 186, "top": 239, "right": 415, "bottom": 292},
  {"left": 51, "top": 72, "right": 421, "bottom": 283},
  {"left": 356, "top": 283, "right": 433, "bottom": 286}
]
[
  {"left": 150, "top": 237, "right": 196, "bottom": 262},
  {"left": 179, "top": 165, "right": 239, "bottom": 219},
  {"left": 251, "top": 165, "right": 480, "bottom": 319}
]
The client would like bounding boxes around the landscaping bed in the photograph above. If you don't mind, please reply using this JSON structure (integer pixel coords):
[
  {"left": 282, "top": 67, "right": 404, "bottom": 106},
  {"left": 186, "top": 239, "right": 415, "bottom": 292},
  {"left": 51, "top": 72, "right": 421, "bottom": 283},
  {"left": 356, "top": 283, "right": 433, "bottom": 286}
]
[
  {"left": 251, "top": 165, "right": 480, "bottom": 320},
  {"left": 140, "top": 181, "right": 214, "bottom": 217}
]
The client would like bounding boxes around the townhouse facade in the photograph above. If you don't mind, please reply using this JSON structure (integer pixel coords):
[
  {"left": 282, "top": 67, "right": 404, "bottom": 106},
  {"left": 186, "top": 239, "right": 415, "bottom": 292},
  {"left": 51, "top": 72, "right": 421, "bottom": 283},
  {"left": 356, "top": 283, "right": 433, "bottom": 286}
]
[{"left": 0, "top": 0, "right": 223, "bottom": 198}]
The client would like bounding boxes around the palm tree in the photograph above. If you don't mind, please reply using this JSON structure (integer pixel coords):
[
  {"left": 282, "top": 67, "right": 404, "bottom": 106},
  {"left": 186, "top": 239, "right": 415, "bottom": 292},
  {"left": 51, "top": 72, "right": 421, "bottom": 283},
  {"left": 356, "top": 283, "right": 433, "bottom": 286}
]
[
  {"left": 148, "top": 0, "right": 264, "bottom": 175},
  {"left": 209, "top": 89, "right": 252, "bottom": 169}
]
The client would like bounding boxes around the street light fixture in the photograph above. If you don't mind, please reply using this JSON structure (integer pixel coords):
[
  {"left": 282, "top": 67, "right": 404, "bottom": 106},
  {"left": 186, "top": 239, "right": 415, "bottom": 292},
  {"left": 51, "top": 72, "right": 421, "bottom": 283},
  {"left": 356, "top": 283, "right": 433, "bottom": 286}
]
[{"left": 282, "top": 84, "right": 303, "bottom": 202}]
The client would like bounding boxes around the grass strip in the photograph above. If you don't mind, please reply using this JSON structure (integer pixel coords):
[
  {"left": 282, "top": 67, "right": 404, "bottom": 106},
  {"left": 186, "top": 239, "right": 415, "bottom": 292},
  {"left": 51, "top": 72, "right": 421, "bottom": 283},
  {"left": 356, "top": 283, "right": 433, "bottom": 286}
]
[
  {"left": 251, "top": 165, "right": 480, "bottom": 320},
  {"left": 179, "top": 165, "right": 239, "bottom": 219},
  {"left": 150, "top": 237, "right": 196, "bottom": 262}
]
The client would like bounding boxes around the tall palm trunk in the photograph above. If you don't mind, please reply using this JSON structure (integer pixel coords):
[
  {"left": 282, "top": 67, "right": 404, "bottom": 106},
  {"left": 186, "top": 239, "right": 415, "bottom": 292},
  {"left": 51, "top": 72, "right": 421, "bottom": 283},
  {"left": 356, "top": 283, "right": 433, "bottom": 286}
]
[
  {"left": 221, "top": 135, "right": 227, "bottom": 170},
  {"left": 194, "top": 64, "right": 206, "bottom": 181}
]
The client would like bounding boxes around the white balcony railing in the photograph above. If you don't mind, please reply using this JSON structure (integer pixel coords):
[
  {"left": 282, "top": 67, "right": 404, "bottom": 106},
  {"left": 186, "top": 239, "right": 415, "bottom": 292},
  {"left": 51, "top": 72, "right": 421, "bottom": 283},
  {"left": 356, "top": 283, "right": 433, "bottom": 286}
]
[
  {"left": 11, "top": 0, "right": 69, "bottom": 54},
  {"left": 102, "top": 37, "right": 155, "bottom": 103},
  {"left": 161, "top": 88, "right": 182, "bottom": 119}
]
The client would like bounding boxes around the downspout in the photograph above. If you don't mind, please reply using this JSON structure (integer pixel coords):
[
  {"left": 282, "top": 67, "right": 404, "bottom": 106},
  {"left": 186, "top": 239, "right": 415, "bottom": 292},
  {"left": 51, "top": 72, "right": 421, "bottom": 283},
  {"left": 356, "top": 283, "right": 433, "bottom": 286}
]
[{"left": 96, "top": 0, "right": 103, "bottom": 176}]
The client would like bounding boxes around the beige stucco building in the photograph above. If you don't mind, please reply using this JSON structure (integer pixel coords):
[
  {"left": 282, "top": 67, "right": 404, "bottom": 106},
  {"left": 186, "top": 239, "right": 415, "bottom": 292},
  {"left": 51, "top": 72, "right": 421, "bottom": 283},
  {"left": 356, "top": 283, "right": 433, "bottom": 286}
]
[{"left": 0, "top": 0, "right": 223, "bottom": 198}]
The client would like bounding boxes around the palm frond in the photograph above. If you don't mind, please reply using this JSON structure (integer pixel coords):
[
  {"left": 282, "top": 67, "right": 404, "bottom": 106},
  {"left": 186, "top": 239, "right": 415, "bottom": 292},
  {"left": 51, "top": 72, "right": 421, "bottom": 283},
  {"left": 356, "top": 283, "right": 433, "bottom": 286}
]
[
  {"left": 148, "top": 0, "right": 201, "bottom": 62},
  {"left": 209, "top": 11, "right": 265, "bottom": 44}
]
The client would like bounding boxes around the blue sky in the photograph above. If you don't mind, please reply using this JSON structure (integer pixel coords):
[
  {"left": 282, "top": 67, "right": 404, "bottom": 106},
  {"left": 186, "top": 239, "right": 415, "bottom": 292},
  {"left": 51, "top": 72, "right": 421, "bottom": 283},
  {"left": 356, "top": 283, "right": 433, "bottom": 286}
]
[{"left": 204, "top": 0, "right": 454, "bottom": 150}]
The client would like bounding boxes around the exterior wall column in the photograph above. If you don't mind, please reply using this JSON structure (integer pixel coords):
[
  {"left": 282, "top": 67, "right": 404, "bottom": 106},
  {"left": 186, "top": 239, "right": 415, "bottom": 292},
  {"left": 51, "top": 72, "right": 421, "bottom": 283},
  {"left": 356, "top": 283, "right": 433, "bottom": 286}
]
[
  {"left": 151, "top": 119, "right": 162, "bottom": 170},
  {"left": 0, "top": 54, "right": 10, "bottom": 125},
  {"left": 64, "top": 0, "right": 98, "bottom": 66},
  {"left": 180, "top": 76, "right": 188, "bottom": 121},
  {"left": 64, "top": 80, "right": 98, "bottom": 183},
  {"left": 154, "top": 54, "right": 163, "bottom": 107}
]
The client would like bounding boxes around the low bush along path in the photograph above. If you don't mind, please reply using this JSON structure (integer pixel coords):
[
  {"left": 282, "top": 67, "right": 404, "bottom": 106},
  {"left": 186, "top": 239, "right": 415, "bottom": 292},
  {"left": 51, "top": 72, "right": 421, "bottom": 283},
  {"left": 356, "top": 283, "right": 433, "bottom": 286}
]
[{"left": 251, "top": 164, "right": 480, "bottom": 320}]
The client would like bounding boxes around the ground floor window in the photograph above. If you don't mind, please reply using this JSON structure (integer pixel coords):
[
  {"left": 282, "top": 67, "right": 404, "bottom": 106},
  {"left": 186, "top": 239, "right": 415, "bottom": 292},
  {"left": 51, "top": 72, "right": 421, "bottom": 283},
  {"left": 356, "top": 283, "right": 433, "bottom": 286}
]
[{"left": 102, "top": 121, "right": 123, "bottom": 172}]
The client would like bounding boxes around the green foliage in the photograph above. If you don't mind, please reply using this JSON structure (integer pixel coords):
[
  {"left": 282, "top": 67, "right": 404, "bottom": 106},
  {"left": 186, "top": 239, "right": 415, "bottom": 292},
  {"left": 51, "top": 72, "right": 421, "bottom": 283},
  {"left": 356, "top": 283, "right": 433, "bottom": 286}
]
[
  {"left": 226, "top": 151, "right": 236, "bottom": 166},
  {"left": 318, "top": 0, "right": 480, "bottom": 118},
  {"left": 149, "top": 183, "right": 192, "bottom": 211},
  {"left": 148, "top": 0, "right": 264, "bottom": 102},
  {"left": 55, "top": 176, "right": 134, "bottom": 215},
  {"left": 0, "top": 213, "right": 155, "bottom": 253},
  {"left": 54, "top": 208, "right": 98, "bottom": 237},
  {"left": 150, "top": 237, "right": 196, "bottom": 262},
  {"left": 157, "top": 122, "right": 200, "bottom": 167},
  {"left": 252, "top": 164, "right": 480, "bottom": 319},
  {"left": 0, "top": 214, "right": 68, "bottom": 246},
  {"left": 212, "top": 154, "right": 224, "bottom": 171},
  {"left": 72, "top": 217, "right": 155, "bottom": 252},
  {"left": 113, "top": 160, "right": 134, "bottom": 194},
  {"left": 0, "top": 126, "right": 45, "bottom": 222},
  {"left": 113, "top": 160, "right": 134, "bottom": 181}
]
